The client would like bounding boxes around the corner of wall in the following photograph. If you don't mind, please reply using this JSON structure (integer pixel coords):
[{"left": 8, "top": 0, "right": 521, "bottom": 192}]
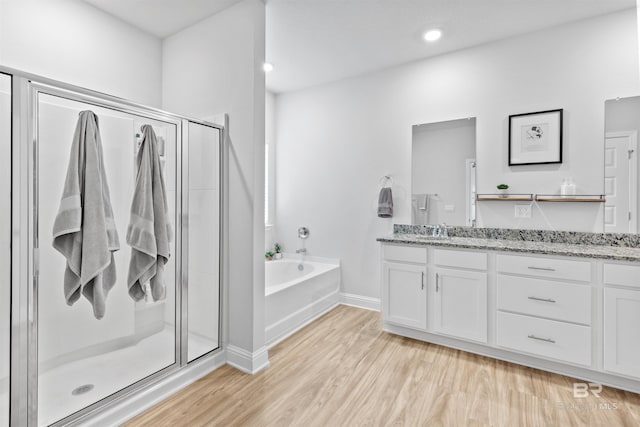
[{"left": 226, "top": 345, "right": 270, "bottom": 374}]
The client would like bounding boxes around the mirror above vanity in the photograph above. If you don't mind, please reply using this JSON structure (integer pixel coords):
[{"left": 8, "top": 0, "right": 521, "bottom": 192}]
[
  {"left": 604, "top": 95, "right": 640, "bottom": 234},
  {"left": 411, "top": 118, "right": 476, "bottom": 227}
]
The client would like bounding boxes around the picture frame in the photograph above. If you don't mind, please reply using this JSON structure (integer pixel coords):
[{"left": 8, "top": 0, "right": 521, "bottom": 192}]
[{"left": 508, "top": 109, "right": 563, "bottom": 166}]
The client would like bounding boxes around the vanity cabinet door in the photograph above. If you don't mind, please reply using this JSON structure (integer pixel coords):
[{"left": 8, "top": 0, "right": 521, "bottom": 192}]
[
  {"left": 433, "top": 268, "right": 487, "bottom": 343},
  {"left": 382, "top": 262, "right": 427, "bottom": 330},
  {"left": 604, "top": 287, "right": 640, "bottom": 379}
]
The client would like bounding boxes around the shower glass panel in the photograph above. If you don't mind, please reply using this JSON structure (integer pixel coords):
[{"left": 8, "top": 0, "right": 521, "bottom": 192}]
[
  {"left": 0, "top": 73, "right": 11, "bottom": 427},
  {"left": 187, "top": 122, "right": 221, "bottom": 362},
  {"left": 36, "top": 93, "right": 178, "bottom": 426}
]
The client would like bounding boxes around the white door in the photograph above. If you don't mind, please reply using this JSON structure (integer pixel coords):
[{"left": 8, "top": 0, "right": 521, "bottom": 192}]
[
  {"left": 433, "top": 268, "right": 487, "bottom": 343},
  {"left": 383, "top": 262, "right": 427, "bottom": 330},
  {"left": 604, "top": 287, "right": 640, "bottom": 379},
  {"left": 604, "top": 131, "right": 638, "bottom": 233}
]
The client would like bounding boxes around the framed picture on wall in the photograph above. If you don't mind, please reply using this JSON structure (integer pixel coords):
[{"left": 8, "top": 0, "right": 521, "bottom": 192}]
[{"left": 508, "top": 109, "right": 563, "bottom": 166}]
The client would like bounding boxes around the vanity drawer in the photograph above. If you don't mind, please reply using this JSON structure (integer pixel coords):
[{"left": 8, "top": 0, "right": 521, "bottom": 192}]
[
  {"left": 496, "top": 311, "right": 591, "bottom": 366},
  {"left": 383, "top": 244, "right": 427, "bottom": 264},
  {"left": 433, "top": 248, "right": 487, "bottom": 270},
  {"left": 604, "top": 263, "right": 640, "bottom": 289},
  {"left": 496, "top": 254, "right": 591, "bottom": 282},
  {"left": 497, "top": 275, "right": 591, "bottom": 325}
]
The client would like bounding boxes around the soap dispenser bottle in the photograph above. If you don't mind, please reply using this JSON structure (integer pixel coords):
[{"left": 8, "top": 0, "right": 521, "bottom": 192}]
[
  {"left": 567, "top": 177, "right": 576, "bottom": 195},
  {"left": 561, "top": 177, "right": 576, "bottom": 196},
  {"left": 560, "top": 177, "right": 570, "bottom": 196}
]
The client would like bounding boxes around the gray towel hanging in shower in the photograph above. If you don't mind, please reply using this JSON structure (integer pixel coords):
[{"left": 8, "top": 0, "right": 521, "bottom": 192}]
[
  {"left": 126, "top": 124, "right": 172, "bottom": 302},
  {"left": 52, "top": 110, "right": 120, "bottom": 320}
]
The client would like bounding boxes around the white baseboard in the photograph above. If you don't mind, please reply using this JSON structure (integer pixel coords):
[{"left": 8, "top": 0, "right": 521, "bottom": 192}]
[
  {"left": 265, "top": 289, "right": 340, "bottom": 348},
  {"left": 226, "top": 345, "right": 270, "bottom": 374},
  {"left": 340, "top": 292, "right": 381, "bottom": 311},
  {"left": 82, "top": 351, "right": 226, "bottom": 426}
]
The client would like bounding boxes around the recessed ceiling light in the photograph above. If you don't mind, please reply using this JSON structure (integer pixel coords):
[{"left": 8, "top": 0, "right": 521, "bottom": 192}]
[
  {"left": 423, "top": 29, "right": 442, "bottom": 42},
  {"left": 263, "top": 62, "right": 274, "bottom": 73}
]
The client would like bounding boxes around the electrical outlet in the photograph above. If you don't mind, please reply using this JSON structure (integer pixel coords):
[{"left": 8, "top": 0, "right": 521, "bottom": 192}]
[{"left": 514, "top": 204, "right": 532, "bottom": 218}]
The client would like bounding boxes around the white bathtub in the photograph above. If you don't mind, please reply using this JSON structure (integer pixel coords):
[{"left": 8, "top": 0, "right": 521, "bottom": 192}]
[{"left": 265, "top": 255, "right": 340, "bottom": 347}]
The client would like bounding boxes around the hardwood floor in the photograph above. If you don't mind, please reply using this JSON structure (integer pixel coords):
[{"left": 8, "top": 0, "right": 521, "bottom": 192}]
[{"left": 126, "top": 306, "right": 640, "bottom": 426}]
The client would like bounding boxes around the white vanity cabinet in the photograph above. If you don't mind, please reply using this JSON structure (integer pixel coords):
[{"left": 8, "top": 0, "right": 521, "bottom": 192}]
[
  {"left": 433, "top": 249, "right": 487, "bottom": 343},
  {"left": 495, "top": 254, "right": 592, "bottom": 366},
  {"left": 382, "top": 245, "right": 427, "bottom": 330},
  {"left": 603, "top": 263, "right": 640, "bottom": 379},
  {"left": 379, "top": 238, "right": 640, "bottom": 394}
]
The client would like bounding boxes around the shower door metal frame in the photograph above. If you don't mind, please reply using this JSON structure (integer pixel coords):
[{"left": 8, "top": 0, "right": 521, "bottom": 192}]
[
  {"left": 5, "top": 66, "right": 224, "bottom": 426},
  {"left": 180, "top": 120, "right": 223, "bottom": 365}
]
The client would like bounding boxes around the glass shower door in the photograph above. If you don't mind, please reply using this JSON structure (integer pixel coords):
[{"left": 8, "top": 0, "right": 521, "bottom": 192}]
[
  {"left": 35, "top": 91, "right": 180, "bottom": 426},
  {"left": 186, "top": 122, "right": 221, "bottom": 362},
  {"left": 0, "top": 73, "right": 11, "bottom": 427}
]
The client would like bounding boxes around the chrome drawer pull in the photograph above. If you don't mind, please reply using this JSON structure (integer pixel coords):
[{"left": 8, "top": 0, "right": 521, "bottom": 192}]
[
  {"left": 527, "top": 296, "right": 557, "bottom": 303},
  {"left": 528, "top": 334, "right": 556, "bottom": 344},
  {"left": 436, "top": 273, "right": 439, "bottom": 292},
  {"left": 421, "top": 272, "right": 425, "bottom": 290},
  {"left": 527, "top": 266, "right": 556, "bottom": 272}
]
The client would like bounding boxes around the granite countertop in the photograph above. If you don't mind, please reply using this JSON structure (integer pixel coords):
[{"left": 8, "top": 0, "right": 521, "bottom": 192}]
[{"left": 377, "top": 234, "right": 640, "bottom": 262}]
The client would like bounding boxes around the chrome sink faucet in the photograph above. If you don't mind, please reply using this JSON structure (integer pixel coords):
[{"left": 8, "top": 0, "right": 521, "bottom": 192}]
[
  {"left": 431, "top": 223, "right": 449, "bottom": 238},
  {"left": 440, "top": 222, "right": 449, "bottom": 238}
]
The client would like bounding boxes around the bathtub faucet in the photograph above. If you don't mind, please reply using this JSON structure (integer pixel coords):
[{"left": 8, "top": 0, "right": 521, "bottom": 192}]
[{"left": 296, "top": 248, "right": 307, "bottom": 254}]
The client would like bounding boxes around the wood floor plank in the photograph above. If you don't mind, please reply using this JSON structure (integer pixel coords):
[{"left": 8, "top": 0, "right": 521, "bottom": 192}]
[{"left": 126, "top": 306, "right": 640, "bottom": 427}]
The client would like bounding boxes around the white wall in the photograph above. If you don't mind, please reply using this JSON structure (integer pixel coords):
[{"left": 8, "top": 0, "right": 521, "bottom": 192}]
[
  {"left": 275, "top": 10, "right": 640, "bottom": 300},
  {"left": 0, "top": 0, "right": 162, "bottom": 106},
  {"left": 162, "top": 0, "right": 267, "bottom": 356}
]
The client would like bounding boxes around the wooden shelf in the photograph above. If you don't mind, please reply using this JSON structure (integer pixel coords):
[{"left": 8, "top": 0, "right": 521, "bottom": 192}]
[
  {"left": 535, "top": 194, "right": 606, "bottom": 203},
  {"left": 476, "top": 194, "right": 534, "bottom": 202},
  {"left": 476, "top": 194, "right": 606, "bottom": 203}
]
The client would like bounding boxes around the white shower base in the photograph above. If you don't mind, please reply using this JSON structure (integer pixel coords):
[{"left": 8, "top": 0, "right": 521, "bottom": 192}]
[
  {"left": 35, "top": 327, "right": 215, "bottom": 426},
  {"left": 265, "top": 255, "right": 341, "bottom": 347}
]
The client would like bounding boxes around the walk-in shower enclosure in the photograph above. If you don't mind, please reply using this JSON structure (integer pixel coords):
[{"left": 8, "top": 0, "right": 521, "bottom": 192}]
[{"left": 1, "top": 67, "right": 223, "bottom": 426}]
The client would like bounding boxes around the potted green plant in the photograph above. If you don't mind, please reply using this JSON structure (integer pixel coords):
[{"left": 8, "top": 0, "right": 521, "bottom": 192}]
[
  {"left": 265, "top": 251, "right": 275, "bottom": 261},
  {"left": 274, "top": 242, "right": 283, "bottom": 259},
  {"left": 496, "top": 184, "right": 509, "bottom": 198}
]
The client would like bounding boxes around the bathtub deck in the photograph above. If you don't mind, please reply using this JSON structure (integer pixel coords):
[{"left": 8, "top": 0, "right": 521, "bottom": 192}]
[{"left": 126, "top": 305, "right": 640, "bottom": 426}]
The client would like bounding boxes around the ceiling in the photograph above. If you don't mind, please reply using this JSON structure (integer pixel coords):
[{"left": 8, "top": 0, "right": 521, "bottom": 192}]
[
  {"left": 84, "top": 0, "right": 245, "bottom": 38},
  {"left": 83, "top": 0, "right": 637, "bottom": 93}
]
